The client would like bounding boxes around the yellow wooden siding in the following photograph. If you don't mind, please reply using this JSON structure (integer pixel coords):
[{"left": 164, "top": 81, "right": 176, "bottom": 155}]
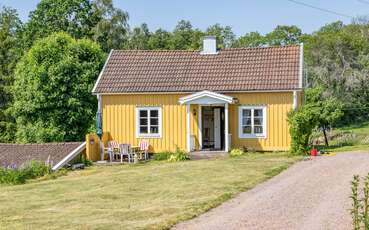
[
  {"left": 102, "top": 91, "right": 298, "bottom": 152},
  {"left": 227, "top": 92, "right": 294, "bottom": 151}
]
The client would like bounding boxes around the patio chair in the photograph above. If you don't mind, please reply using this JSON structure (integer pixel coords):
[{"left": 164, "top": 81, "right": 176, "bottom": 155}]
[
  {"left": 119, "top": 144, "right": 134, "bottom": 163},
  {"left": 108, "top": 140, "right": 119, "bottom": 162},
  {"left": 139, "top": 140, "right": 150, "bottom": 160}
]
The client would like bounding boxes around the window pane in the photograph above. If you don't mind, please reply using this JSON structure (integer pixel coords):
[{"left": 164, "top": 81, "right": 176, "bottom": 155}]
[
  {"left": 254, "top": 126, "right": 263, "bottom": 134},
  {"left": 150, "top": 110, "right": 158, "bottom": 117},
  {"left": 140, "top": 126, "right": 148, "bottom": 134},
  {"left": 150, "top": 118, "right": 158, "bottom": 125},
  {"left": 242, "top": 109, "right": 251, "bottom": 117},
  {"left": 140, "top": 118, "right": 148, "bottom": 126},
  {"left": 242, "top": 117, "right": 251, "bottom": 126},
  {"left": 254, "top": 109, "right": 263, "bottom": 117},
  {"left": 150, "top": 126, "right": 159, "bottom": 134},
  {"left": 254, "top": 118, "right": 263, "bottom": 125},
  {"left": 243, "top": 126, "right": 252, "bottom": 134},
  {"left": 139, "top": 110, "right": 148, "bottom": 117}
]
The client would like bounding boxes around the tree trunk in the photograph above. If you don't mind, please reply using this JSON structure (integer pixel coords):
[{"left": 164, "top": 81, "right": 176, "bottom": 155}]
[{"left": 322, "top": 127, "right": 329, "bottom": 146}]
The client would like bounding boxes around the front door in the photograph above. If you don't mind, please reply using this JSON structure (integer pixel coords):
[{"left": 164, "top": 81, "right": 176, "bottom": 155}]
[{"left": 214, "top": 108, "right": 221, "bottom": 149}]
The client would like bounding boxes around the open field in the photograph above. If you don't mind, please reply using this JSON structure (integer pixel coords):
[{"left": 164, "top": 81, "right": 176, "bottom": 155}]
[
  {"left": 0, "top": 152, "right": 299, "bottom": 230},
  {"left": 315, "top": 122, "right": 369, "bottom": 152}
]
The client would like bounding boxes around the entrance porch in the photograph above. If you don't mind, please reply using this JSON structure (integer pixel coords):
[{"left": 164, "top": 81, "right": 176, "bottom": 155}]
[{"left": 179, "top": 91, "right": 235, "bottom": 152}]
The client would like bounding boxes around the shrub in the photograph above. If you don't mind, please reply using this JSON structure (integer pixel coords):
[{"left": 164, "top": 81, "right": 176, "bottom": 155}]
[
  {"left": 154, "top": 149, "right": 190, "bottom": 162},
  {"left": 167, "top": 149, "right": 190, "bottom": 162},
  {"left": 229, "top": 148, "right": 245, "bottom": 157},
  {"left": 287, "top": 107, "right": 318, "bottom": 155},
  {"left": 153, "top": 151, "right": 172, "bottom": 161},
  {"left": 351, "top": 173, "right": 369, "bottom": 229},
  {"left": 0, "top": 160, "right": 50, "bottom": 185}
]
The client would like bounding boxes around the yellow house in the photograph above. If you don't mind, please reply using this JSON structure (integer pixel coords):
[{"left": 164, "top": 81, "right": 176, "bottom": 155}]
[{"left": 92, "top": 36, "right": 304, "bottom": 153}]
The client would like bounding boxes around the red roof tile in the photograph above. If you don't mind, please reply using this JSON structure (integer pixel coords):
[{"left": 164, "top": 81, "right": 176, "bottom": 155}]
[
  {"left": 93, "top": 45, "right": 302, "bottom": 93},
  {"left": 0, "top": 142, "right": 83, "bottom": 168}
]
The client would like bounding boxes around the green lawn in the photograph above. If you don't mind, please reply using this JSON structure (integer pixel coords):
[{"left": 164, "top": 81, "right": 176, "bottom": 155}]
[
  {"left": 0, "top": 152, "right": 299, "bottom": 230},
  {"left": 316, "top": 122, "right": 369, "bottom": 152}
]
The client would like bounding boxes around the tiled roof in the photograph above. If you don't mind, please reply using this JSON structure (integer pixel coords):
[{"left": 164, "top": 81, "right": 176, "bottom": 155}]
[
  {"left": 0, "top": 142, "right": 83, "bottom": 168},
  {"left": 93, "top": 45, "right": 302, "bottom": 93}
]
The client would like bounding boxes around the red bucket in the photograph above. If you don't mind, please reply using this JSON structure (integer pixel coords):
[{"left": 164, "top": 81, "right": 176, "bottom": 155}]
[{"left": 310, "top": 148, "right": 318, "bottom": 156}]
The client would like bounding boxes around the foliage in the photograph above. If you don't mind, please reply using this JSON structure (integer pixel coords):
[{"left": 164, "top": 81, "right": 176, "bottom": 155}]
[
  {"left": 351, "top": 173, "right": 369, "bottom": 230},
  {"left": 0, "top": 7, "right": 22, "bottom": 142},
  {"left": 91, "top": 0, "right": 129, "bottom": 52},
  {"left": 0, "top": 160, "right": 50, "bottom": 185},
  {"left": 288, "top": 106, "right": 319, "bottom": 155},
  {"left": 305, "top": 87, "right": 344, "bottom": 146},
  {"left": 154, "top": 149, "right": 190, "bottom": 162},
  {"left": 229, "top": 148, "right": 245, "bottom": 157},
  {"left": 12, "top": 32, "right": 105, "bottom": 143}
]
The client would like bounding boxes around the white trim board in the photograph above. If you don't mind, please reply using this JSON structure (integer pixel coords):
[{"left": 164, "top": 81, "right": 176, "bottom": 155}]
[
  {"left": 179, "top": 90, "right": 234, "bottom": 104},
  {"left": 52, "top": 142, "right": 86, "bottom": 171},
  {"left": 92, "top": 49, "right": 113, "bottom": 93}
]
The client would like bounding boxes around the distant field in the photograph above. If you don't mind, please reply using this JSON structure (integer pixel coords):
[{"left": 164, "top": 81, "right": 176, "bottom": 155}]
[
  {"left": 315, "top": 122, "right": 369, "bottom": 152},
  {"left": 0, "top": 152, "right": 299, "bottom": 230}
]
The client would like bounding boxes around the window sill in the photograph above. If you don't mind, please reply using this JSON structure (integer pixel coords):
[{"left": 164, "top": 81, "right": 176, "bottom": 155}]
[
  {"left": 136, "top": 134, "right": 162, "bottom": 139},
  {"left": 239, "top": 134, "right": 267, "bottom": 139}
]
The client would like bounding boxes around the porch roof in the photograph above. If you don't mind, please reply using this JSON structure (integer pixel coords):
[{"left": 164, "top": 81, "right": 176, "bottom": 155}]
[{"left": 179, "top": 90, "right": 234, "bottom": 105}]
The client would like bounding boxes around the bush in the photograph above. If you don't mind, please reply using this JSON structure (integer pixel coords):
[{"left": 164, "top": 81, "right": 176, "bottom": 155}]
[
  {"left": 287, "top": 107, "right": 318, "bottom": 155},
  {"left": 351, "top": 173, "right": 369, "bottom": 229},
  {"left": 0, "top": 160, "right": 50, "bottom": 185},
  {"left": 154, "top": 149, "right": 190, "bottom": 162},
  {"left": 153, "top": 151, "right": 172, "bottom": 161},
  {"left": 229, "top": 148, "right": 245, "bottom": 157}
]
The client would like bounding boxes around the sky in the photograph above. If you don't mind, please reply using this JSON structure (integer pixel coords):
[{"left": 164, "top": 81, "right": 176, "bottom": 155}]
[{"left": 1, "top": 0, "right": 368, "bottom": 36}]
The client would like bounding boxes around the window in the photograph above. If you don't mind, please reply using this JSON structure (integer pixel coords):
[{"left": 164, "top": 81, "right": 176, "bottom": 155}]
[
  {"left": 238, "top": 106, "right": 266, "bottom": 138},
  {"left": 136, "top": 107, "right": 162, "bottom": 138}
]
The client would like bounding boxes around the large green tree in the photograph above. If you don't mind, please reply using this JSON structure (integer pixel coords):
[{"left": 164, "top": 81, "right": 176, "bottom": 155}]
[
  {"left": 12, "top": 32, "right": 105, "bottom": 143},
  {"left": 206, "top": 23, "right": 235, "bottom": 48},
  {"left": 0, "top": 7, "right": 22, "bottom": 142},
  {"left": 21, "top": 0, "right": 129, "bottom": 51}
]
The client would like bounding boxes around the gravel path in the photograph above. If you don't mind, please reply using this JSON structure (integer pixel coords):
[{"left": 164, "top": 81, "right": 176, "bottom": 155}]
[{"left": 174, "top": 151, "right": 369, "bottom": 230}]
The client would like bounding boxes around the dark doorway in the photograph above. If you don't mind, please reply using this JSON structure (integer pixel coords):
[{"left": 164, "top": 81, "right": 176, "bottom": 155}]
[{"left": 201, "top": 106, "right": 225, "bottom": 150}]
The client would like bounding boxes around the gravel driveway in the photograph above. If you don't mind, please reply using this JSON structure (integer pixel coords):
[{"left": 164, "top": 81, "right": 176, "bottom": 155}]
[{"left": 174, "top": 151, "right": 369, "bottom": 230}]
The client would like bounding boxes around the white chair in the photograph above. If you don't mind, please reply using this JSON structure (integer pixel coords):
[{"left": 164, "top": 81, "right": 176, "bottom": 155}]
[
  {"left": 119, "top": 144, "right": 134, "bottom": 163},
  {"left": 108, "top": 141, "right": 119, "bottom": 162},
  {"left": 139, "top": 140, "right": 149, "bottom": 160}
]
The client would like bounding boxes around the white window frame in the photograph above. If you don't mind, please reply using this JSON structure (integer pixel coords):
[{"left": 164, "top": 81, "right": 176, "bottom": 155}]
[
  {"left": 238, "top": 105, "right": 267, "bottom": 138},
  {"left": 136, "top": 106, "right": 162, "bottom": 138}
]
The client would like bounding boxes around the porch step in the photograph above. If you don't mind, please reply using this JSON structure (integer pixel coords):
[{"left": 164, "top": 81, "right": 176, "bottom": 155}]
[{"left": 189, "top": 151, "right": 228, "bottom": 160}]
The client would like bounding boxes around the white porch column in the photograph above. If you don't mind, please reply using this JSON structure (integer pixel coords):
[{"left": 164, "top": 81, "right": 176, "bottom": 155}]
[
  {"left": 225, "top": 103, "right": 229, "bottom": 152},
  {"left": 186, "top": 104, "right": 191, "bottom": 152}
]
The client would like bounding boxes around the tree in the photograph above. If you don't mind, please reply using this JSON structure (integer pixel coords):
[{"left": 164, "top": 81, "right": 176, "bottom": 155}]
[
  {"left": 148, "top": 29, "right": 172, "bottom": 50},
  {"left": 305, "top": 87, "right": 344, "bottom": 146},
  {"left": 91, "top": 0, "right": 129, "bottom": 52},
  {"left": 126, "top": 23, "right": 151, "bottom": 49},
  {"left": 12, "top": 32, "right": 105, "bottom": 143},
  {"left": 170, "top": 20, "right": 196, "bottom": 50},
  {"left": 21, "top": 0, "right": 129, "bottom": 51},
  {"left": 265, "top": 25, "right": 303, "bottom": 45},
  {"left": 21, "top": 0, "right": 99, "bottom": 48},
  {"left": 206, "top": 23, "right": 235, "bottom": 48},
  {"left": 0, "top": 7, "right": 22, "bottom": 142},
  {"left": 233, "top": 31, "right": 265, "bottom": 48}
]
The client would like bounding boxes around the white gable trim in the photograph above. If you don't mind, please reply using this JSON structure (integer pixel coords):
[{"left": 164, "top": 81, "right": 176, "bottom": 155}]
[
  {"left": 52, "top": 142, "right": 86, "bottom": 171},
  {"left": 179, "top": 90, "right": 234, "bottom": 104},
  {"left": 92, "top": 49, "right": 113, "bottom": 93},
  {"left": 299, "top": 43, "right": 304, "bottom": 89}
]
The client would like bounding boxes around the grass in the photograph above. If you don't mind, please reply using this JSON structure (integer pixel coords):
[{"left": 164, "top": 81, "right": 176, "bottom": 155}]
[
  {"left": 314, "top": 122, "right": 369, "bottom": 152},
  {"left": 0, "top": 152, "right": 299, "bottom": 230}
]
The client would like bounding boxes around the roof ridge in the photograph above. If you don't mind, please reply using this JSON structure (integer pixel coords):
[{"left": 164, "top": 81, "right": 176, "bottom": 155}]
[{"left": 112, "top": 44, "right": 301, "bottom": 53}]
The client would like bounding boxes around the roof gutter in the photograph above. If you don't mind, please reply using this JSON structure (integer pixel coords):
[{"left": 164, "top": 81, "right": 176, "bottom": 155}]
[
  {"left": 52, "top": 142, "right": 86, "bottom": 171},
  {"left": 92, "top": 49, "right": 113, "bottom": 94}
]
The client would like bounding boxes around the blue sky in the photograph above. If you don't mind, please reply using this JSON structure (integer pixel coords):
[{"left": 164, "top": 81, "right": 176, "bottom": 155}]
[{"left": 1, "top": 0, "right": 368, "bottom": 36}]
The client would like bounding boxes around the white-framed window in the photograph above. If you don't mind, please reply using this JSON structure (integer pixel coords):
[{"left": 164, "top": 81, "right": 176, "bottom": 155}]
[
  {"left": 136, "top": 106, "right": 162, "bottom": 138},
  {"left": 238, "top": 106, "right": 267, "bottom": 138}
]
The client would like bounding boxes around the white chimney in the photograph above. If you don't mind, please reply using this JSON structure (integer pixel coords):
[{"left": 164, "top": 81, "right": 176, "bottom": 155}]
[{"left": 201, "top": 36, "right": 218, "bottom": 55}]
